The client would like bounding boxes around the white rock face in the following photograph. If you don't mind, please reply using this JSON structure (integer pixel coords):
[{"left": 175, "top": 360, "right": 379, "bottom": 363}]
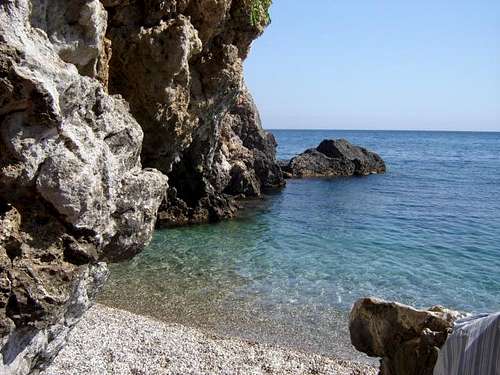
[
  {"left": 0, "top": 1, "right": 167, "bottom": 373},
  {"left": 2, "top": 264, "right": 108, "bottom": 375},
  {"left": 30, "top": 0, "right": 108, "bottom": 77}
]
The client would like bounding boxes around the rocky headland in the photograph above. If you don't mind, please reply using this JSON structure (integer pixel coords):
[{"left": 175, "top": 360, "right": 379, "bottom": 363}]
[
  {"left": 280, "top": 139, "right": 386, "bottom": 178},
  {"left": 0, "top": 0, "right": 282, "bottom": 373}
]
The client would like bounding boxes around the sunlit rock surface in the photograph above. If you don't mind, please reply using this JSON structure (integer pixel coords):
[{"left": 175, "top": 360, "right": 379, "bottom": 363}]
[
  {"left": 104, "top": 0, "right": 284, "bottom": 226},
  {"left": 349, "top": 297, "right": 465, "bottom": 375}
]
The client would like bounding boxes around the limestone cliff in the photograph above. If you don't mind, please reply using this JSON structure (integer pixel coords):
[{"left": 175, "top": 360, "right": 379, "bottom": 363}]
[
  {"left": 104, "top": 0, "right": 284, "bottom": 226},
  {"left": 0, "top": 0, "right": 282, "bottom": 373}
]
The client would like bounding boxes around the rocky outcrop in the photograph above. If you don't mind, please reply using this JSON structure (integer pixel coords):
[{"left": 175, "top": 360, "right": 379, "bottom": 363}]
[
  {"left": 1, "top": 0, "right": 281, "bottom": 372},
  {"left": 158, "top": 86, "right": 284, "bottom": 226},
  {"left": 0, "top": 1, "right": 167, "bottom": 372},
  {"left": 103, "top": 0, "right": 284, "bottom": 227},
  {"left": 281, "top": 139, "right": 386, "bottom": 178},
  {"left": 349, "top": 297, "right": 465, "bottom": 375}
]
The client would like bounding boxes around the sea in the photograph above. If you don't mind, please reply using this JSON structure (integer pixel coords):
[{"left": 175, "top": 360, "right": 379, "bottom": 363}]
[{"left": 99, "top": 130, "right": 500, "bottom": 361}]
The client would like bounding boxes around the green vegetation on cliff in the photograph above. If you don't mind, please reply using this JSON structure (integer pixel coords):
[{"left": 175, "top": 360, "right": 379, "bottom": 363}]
[{"left": 250, "top": 0, "right": 272, "bottom": 26}]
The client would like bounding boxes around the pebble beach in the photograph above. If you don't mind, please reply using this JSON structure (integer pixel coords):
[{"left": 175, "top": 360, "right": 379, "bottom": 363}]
[{"left": 42, "top": 305, "right": 376, "bottom": 375}]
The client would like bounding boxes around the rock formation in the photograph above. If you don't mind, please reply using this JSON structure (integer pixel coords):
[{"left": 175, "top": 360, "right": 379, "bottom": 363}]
[
  {"left": 1, "top": 0, "right": 281, "bottom": 372},
  {"left": 281, "top": 139, "right": 386, "bottom": 178},
  {"left": 349, "top": 297, "right": 465, "bottom": 375},
  {"left": 158, "top": 85, "right": 284, "bottom": 226},
  {"left": 103, "top": 0, "right": 284, "bottom": 226}
]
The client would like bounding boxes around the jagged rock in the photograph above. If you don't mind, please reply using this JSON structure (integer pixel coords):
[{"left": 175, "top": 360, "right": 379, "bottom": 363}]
[
  {"left": 106, "top": 12, "right": 203, "bottom": 171},
  {"left": 349, "top": 297, "right": 466, "bottom": 375},
  {"left": 29, "top": 0, "right": 109, "bottom": 79},
  {"left": 0, "top": 1, "right": 167, "bottom": 373},
  {"left": 103, "top": 0, "right": 284, "bottom": 227},
  {"left": 282, "top": 139, "right": 386, "bottom": 178},
  {"left": 157, "top": 187, "right": 239, "bottom": 228},
  {"left": 217, "top": 86, "right": 284, "bottom": 196}
]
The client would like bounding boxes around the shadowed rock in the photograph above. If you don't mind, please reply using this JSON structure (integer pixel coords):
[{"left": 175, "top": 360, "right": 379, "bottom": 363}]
[{"left": 282, "top": 139, "right": 386, "bottom": 178}]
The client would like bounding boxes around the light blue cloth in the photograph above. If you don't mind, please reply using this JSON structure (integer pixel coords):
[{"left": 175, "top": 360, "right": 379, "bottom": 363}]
[{"left": 434, "top": 312, "right": 500, "bottom": 375}]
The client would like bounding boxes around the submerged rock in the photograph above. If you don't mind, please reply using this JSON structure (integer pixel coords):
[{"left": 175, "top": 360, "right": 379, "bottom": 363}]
[
  {"left": 282, "top": 139, "right": 386, "bottom": 178},
  {"left": 349, "top": 297, "right": 465, "bottom": 375}
]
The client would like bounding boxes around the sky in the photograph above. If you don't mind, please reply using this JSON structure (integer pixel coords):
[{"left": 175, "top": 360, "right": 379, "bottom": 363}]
[{"left": 244, "top": 0, "right": 500, "bottom": 131}]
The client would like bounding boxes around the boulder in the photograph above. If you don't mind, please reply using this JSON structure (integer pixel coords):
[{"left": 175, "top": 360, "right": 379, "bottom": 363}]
[
  {"left": 282, "top": 139, "right": 386, "bottom": 178},
  {"left": 349, "top": 297, "right": 465, "bottom": 375}
]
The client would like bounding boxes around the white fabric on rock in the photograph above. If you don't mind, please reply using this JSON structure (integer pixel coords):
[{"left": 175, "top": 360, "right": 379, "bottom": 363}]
[{"left": 434, "top": 312, "right": 500, "bottom": 375}]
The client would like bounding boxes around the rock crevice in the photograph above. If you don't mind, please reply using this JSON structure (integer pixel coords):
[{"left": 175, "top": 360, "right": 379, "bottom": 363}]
[{"left": 102, "top": 0, "right": 284, "bottom": 226}]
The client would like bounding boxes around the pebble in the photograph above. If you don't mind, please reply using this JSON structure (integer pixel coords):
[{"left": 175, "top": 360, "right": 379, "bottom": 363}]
[{"left": 42, "top": 304, "right": 377, "bottom": 375}]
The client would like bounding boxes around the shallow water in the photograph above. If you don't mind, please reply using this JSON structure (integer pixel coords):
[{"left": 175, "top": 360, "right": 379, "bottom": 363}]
[{"left": 100, "top": 130, "right": 500, "bottom": 360}]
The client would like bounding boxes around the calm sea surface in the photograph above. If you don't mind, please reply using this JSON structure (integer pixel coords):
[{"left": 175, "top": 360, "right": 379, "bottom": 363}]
[{"left": 100, "top": 130, "right": 500, "bottom": 360}]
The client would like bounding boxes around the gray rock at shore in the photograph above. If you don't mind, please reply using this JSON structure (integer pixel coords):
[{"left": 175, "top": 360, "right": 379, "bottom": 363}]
[
  {"left": 281, "top": 139, "right": 386, "bottom": 178},
  {"left": 158, "top": 86, "right": 284, "bottom": 227},
  {"left": 349, "top": 297, "right": 466, "bottom": 375}
]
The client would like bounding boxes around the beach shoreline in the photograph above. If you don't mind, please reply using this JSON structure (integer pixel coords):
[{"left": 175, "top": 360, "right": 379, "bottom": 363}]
[{"left": 42, "top": 304, "right": 376, "bottom": 375}]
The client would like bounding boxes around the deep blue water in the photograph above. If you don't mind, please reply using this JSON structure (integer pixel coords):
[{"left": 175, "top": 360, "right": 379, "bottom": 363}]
[{"left": 100, "top": 130, "right": 500, "bottom": 360}]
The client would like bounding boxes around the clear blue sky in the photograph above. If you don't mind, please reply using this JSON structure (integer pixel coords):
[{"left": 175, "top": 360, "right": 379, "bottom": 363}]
[{"left": 244, "top": 0, "right": 500, "bottom": 131}]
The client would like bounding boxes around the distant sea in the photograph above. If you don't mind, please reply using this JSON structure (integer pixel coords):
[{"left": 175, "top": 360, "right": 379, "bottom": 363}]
[{"left": 100, "top": 130, "right": 500, "bottom": 361}]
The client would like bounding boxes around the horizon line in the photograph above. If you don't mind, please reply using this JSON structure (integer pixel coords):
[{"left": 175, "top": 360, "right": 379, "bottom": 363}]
[{"left": 264, "top": 128, "right": 500, "bottom": 133}]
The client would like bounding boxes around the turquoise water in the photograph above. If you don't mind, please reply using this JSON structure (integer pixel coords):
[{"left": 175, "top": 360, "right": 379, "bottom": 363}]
[{"left": 100, "top": 130, "right": 500, "bottom": 360}]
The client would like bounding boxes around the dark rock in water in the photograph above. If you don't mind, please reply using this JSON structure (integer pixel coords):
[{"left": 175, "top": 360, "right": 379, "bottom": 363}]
[
  {"left": 283, "top": 149, "right": 356, "bottom": 178},
  {"left": 282, "top": 139, "right": 386, "bottom": 178},
  {"left": 277, "top": 160, "right": 294, "bottom": 179},
  {"left": 157, "top": 188, "right": 239, "bottom": 228},
  {"left": 317, "top": 139, "right": 386, "bottom": 175},
  {"left": 349, "top": 297, "right": 466, "bottom": 375}
]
